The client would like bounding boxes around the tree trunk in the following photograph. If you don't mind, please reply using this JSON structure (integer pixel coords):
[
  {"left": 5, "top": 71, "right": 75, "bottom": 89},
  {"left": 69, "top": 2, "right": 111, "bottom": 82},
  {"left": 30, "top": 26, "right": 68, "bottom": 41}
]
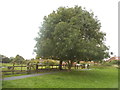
[
  {"left": 68, "top": 60, "right": 73, "bottom": 71},
  {"left": 59, "top": 60, "right": 63, "bottom": 70}
]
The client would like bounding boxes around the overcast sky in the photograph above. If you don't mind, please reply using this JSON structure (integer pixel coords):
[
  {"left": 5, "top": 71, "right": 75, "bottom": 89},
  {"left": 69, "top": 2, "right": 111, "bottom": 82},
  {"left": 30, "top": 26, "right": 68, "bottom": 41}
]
[{"left": 0, "top": 0, "right": 119, "bottom": 59}]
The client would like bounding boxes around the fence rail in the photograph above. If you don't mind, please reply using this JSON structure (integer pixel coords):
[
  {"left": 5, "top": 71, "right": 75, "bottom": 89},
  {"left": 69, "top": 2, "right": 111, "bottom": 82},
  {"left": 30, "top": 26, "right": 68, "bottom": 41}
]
[
  {"left": 2, "top": 64, "right": 87, "bottom": 75},
  {"left": 2, "top": 65, "right": 68, "bottom": 75}
]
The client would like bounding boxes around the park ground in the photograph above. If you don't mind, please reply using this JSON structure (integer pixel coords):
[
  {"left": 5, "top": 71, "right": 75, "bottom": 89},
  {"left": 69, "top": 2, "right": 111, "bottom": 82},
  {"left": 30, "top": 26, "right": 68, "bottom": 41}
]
[{"left": 2, "top": 66, "right": 118, "bottom": 88}]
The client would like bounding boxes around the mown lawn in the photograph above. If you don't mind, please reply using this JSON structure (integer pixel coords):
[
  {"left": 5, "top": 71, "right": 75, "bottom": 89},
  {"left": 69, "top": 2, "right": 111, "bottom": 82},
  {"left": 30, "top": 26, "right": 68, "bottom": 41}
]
[{"left": 2, "top": 67, "right": 118, "bottom": 88}]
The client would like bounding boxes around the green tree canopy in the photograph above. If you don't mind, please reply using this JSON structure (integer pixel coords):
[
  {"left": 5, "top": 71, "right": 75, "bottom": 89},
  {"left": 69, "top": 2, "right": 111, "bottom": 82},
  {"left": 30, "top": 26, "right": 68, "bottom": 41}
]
[
  {"left": 13, "top": 54, "right": 25, "bottom": 64},
  {"left": 0, "top": 54, "right": 11, "bottom": 63},
  {"left": 34, "top": 6, "right": 110, "bottom": 70}
]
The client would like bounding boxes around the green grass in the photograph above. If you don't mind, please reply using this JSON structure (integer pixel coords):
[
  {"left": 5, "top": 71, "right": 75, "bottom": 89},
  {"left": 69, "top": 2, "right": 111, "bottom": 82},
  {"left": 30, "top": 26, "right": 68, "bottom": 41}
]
[
  {"left": 2, "top": 63, "right": 59, "bottom": 71},
  {"left": 2, "top": 73, "right": 28, "bottom": 78},
  {"left": 2, "top": 70, "right": 58, "bottom": 78},
  {"left": 2, "top": 67, "right": 118, "bottom": 88},
  {"left": 2, "top": 63, "right": 27, "bottom": 72},
  {"left": 2, "top": 63, "right": 60, "bottom": 76},
  {"left": 2, "top": 63, "right": 14, "bottom": 66}
]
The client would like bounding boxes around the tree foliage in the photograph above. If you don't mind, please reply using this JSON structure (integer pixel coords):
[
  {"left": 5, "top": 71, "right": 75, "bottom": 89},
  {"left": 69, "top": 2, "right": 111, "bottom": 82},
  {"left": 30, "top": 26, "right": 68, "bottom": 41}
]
[
  {"left": 13, "top": 54, "right": 25, "bottom": 64},
  {"left": 34, "top": 6, "right": 110, "bottom": 70},
  {"left": 0, "top": 54, "right": 11, "bottom": 63}
]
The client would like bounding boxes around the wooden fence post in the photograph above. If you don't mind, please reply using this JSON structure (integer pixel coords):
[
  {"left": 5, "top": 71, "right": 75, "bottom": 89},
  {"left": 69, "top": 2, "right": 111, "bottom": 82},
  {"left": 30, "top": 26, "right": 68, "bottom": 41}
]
[
  {"left": 12, "top": 62, "right": 15, "bottom": 74},
  {"left": 36, "top": 64, "right": 38, "bottom": 72},
  {"left": 21, "top": 63, "right": 22, "bottom": 72},
  {"left": 27, "top": 62, "right": 30, "bottom": 74},
  {"left": 41, "top": 65, "right": 43, "bottom": 69}
]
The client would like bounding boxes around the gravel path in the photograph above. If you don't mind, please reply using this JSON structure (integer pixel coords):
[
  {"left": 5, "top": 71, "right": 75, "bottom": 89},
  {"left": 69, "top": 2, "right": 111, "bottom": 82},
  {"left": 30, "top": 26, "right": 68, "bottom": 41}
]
[
  {"left": 1, "top": 72, "right": 58, "bottom": 81},
  {"left": 1, "top": 69, "right": 91, "bottom": 81}
]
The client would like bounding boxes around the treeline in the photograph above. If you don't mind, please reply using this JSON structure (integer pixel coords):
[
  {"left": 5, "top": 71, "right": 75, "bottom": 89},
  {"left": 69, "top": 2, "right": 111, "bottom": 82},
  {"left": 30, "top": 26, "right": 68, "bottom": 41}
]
[
  {"left": 0, "top": 54, "right": 25, "bottom": 64},
  {"left": 0, "top": 54, "right": 59, "bottom": 65}
]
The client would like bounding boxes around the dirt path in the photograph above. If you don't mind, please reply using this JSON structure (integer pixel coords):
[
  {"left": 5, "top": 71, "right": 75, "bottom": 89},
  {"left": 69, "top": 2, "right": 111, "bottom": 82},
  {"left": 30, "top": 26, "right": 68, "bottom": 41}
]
[{"left": 1, "top": 72, "right": 58, "bottom": 81}]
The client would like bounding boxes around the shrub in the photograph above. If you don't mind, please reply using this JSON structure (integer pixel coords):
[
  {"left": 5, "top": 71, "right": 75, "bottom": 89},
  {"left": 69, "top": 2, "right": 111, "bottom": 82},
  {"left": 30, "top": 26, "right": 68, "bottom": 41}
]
[
  {"left": 2, "top": 57, "right": 11, "bottom": 63},
  {"left": 117, "top": 65, "right": 120, "bottom": 69},
  {"left": 102, "top": 62, "right": 112, "bottom": 66},
  {"left": 109, "top": 60, "right": 119, "bottom": 64},
  {"left": 43, "top": 59, "right": 59, "bottom": 65}
]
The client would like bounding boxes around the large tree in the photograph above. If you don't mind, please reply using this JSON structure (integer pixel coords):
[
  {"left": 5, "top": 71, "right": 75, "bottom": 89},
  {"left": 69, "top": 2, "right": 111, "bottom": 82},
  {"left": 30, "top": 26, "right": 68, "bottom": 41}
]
[{"left": 34, "top": 6, "right": 110, "bottom": 70}]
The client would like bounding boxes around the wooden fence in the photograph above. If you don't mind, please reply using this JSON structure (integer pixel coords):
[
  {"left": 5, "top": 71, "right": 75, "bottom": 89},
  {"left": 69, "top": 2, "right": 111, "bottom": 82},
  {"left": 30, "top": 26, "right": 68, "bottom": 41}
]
[
  {"left": 2, "top": 65, "right": 68, "bottom": 75},
  {"left": 2, "top": 64, "right": 87, "bottom": 75}
]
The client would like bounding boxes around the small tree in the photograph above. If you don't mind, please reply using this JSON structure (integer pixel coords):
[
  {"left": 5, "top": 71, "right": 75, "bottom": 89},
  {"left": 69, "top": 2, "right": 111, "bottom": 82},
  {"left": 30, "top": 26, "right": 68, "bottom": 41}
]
[{"left": 13, "top": 55, "right": 25, "bottom": 64}]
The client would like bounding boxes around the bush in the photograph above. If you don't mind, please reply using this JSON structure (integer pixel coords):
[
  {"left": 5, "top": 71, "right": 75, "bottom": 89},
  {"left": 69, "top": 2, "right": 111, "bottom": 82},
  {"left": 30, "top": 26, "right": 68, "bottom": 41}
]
[
  {"left": 2, "top": 57, "right": 12, "bottom": 63},
  {"left": 117, "top": 65, "right": 120, "bottom": 69},
  {"left": 43, "top": 59, "right": 59, "bottom": 65},
  {"left": 109, "top": 60, "right": 119, "bottom": 64},
  {"left": 30, "top": 59, "right": 40, "bottom": 64},
  {"left": 102, "top": 62, "right": 112, "bottom": 66},
  {"left": 28, "top": 59, "right": 59, "bottom": 66}
]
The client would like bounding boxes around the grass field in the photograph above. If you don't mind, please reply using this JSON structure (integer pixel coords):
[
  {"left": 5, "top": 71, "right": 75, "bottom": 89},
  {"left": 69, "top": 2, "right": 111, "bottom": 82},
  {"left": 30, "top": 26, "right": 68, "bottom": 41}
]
[{"left": 2, "top": 67, "right": 118, "bottom": 88}]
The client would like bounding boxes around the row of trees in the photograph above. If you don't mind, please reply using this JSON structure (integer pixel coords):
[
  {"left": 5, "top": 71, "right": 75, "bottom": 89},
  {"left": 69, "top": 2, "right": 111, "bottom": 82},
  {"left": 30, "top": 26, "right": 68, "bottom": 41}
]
[
  {"left": 0, "top": 54, "right": 59, "bottom": 65},
  {"left": 34, "top": 6, "right": 110, "bottom": 70},
  {"left": 0, "top": 54, "right": 25, "bottom": 64}
]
